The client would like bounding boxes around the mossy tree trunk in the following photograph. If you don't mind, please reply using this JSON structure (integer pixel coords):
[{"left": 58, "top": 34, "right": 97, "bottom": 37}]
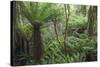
[{"left": 88, "top": 6, "right": 97, "bottom": 37}]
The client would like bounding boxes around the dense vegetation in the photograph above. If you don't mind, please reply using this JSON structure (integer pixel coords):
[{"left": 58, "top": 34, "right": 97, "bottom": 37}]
[{"left": 11, "top": 1, "right": 97, "bottom": 66}]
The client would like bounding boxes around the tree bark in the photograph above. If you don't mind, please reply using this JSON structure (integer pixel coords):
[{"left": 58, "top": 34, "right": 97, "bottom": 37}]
[
  {"left": 88, "top": 6, "right": 97, "bottom": 36},
  {"left": 33, "top": 22, "right": 43, "bottom": 64}
]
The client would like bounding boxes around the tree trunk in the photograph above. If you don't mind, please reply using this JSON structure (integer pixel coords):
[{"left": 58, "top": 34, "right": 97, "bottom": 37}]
[
  {"left": 63, "top": 4, "right": 70, "bottom": 54},
  {"left": 88, "top": 6, "right": 97, "bottom": 36},
  {"left": 52, "top": 18, "right": 61, "bottom": 45},
  {"left": 33, "top": 22, "right": 43, "bottom": 64}
]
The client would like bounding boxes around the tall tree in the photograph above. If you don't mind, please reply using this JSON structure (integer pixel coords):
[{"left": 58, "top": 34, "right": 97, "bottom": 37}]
[
  {"left": 63, "top": 4, "right": 70, "bottom": 54},
  {"left": 88, "top": 6, "right": 97, "bottom": 36},
  {"left": 20, "top": 2, "right": 62, "bottom": 64}
]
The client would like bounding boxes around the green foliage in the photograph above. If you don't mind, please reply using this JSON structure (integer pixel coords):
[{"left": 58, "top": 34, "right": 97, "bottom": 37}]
[
  {"left": 68, "top": 35, "right": 96, "bottom": 52},
  {"left": 67, "top": 14, "right": 88, "bottom": 35},
  {"left": 40, "top": 33, "right": 96, "bottom": 64},
  {"left": 16, "top": 22, "right": 33, "bottom": 39},
  {"left": 15, "top": 2, "right": 97, "bottom": 65},
  {"left": 22, "top": 2, "right": 63, "bottom": 24},
  {"left": 69, "top": 14, "right": 87, "bottom": 29}
]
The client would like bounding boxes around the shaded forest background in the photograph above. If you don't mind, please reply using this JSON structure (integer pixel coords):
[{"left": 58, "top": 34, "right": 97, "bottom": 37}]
[{"left": 11, "top": 1, "right": 97, "bottom": 66}]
